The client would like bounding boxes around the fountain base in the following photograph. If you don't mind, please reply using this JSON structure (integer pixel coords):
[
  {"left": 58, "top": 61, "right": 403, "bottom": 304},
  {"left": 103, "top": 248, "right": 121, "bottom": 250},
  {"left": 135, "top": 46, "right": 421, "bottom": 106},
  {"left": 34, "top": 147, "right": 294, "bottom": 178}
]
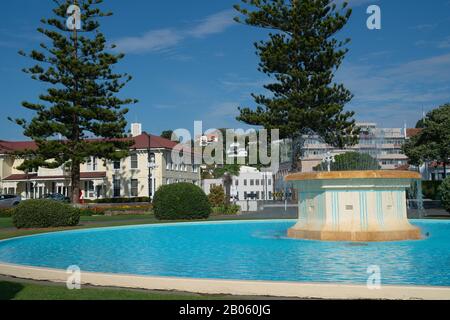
[
  {"left": 285, "top": 171, "right": 423, "bottom": 242},
  {"left": 287, "top": 227, "right": 421, "bottom": 242}
]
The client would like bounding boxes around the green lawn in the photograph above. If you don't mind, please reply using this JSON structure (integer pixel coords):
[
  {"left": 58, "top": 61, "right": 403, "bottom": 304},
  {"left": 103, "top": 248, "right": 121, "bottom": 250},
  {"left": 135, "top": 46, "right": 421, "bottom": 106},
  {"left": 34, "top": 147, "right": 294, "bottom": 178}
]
[
  {"left": 0, "top": 215, "right": 160, "bottom": 240},
  {"left": 0, "top": 279, "right": 234, "bottom": 300},
  {"left": 0, "top": 213, "right": 250, "bottom": 300}
]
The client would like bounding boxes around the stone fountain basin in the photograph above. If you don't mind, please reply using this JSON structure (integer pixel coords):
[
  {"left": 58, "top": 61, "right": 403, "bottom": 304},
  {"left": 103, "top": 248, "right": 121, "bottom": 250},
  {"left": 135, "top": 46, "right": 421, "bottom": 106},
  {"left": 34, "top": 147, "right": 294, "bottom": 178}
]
[{"left": 285, "top": 171, "right": 422, "bottom": 242}]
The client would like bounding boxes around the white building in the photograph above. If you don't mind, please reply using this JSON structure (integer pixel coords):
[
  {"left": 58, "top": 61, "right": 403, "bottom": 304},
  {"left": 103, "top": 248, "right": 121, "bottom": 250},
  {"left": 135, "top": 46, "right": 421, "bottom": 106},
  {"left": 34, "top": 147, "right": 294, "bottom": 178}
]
[
  {"left": 301, "top": 123, "right": 409, "bottom": 172},
  {"left": 203, "top": 166, "right": 274, "bottom": 201}
]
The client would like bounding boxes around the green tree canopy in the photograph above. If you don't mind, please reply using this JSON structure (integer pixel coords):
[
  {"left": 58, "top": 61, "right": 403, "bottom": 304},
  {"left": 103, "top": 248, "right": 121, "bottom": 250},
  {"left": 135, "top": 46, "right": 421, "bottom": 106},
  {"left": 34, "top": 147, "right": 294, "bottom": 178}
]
[
  {"left": 213, "top": 164, "right": 241, "bottom": 178},
  {"left": 402, "top": 104, "right": 450, "bottom": 175},
  {"left": 160, "top": 130, "right": 178, "bottom": 141},
  {"left": 11, "top": 0, "right": 137, "bottom": 203},
  {"left": 234, "top": 0, "right": 359, "bottom": 171},
  {"left": 314, "top": 152, "right": 381, "bottom": 171}
]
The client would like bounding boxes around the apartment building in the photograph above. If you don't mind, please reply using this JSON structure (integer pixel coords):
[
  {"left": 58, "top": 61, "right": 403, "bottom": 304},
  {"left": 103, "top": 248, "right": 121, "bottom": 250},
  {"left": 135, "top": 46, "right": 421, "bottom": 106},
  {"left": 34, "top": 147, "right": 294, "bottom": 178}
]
[
  {"left": 300, "top": 123, "right": 409, "bottom": 172},
  {"left": 203, "top": 166, "right": 274, "bottom": 201},
  {"left": 0, "top": 124, "right": 201, "bottom": 200}
]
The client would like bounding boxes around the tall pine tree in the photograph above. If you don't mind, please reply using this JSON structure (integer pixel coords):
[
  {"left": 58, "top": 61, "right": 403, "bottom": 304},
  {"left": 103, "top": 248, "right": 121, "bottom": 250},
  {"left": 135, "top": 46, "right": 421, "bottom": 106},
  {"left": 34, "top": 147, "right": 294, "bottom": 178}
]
[
  {"left": 12, "top": 0, "right": 137, "bottom": 203},
  {"left": 234, "top": 0, "right": 359, "bottom": 171}
]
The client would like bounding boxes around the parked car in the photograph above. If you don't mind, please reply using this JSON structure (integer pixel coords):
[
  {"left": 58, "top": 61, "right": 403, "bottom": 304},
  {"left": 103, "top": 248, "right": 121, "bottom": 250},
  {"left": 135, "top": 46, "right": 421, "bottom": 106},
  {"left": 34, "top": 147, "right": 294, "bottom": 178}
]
[
  {"left": 0, "top": 194, "right": 21, "bottom": 208},
  {"left": 42, "top": 193, "right": 70, "bottom": 203}
]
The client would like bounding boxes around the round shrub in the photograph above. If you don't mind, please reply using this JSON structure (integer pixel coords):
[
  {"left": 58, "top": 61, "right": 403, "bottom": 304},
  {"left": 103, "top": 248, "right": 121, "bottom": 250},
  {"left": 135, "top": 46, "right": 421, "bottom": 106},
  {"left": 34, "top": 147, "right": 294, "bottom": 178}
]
[
  {"left": 438, "top": 177, "right": 450, "bottom": 213},
  {"left": 12, "top": 200, "right": 80, "bottom": 229},
  {"left": 153, "top": 183, "right": 211, "bottom": 220},
  {"left": 314, "top": 152, "right": 381, "bottom": 171}
]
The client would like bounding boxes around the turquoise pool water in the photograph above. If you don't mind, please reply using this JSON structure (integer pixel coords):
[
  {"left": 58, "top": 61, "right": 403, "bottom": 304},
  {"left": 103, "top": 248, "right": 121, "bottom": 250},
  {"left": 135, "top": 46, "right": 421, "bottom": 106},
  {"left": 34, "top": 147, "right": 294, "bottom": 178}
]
[{"left": 0, "top": 220, "right": 449, "bottom": 286}]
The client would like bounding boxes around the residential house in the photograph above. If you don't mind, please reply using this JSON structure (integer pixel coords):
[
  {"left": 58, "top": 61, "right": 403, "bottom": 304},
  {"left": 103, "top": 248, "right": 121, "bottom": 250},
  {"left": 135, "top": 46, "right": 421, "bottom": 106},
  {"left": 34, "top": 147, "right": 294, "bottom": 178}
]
[{"left": 0, "top": 124, "right": 201, "bottom": 200}]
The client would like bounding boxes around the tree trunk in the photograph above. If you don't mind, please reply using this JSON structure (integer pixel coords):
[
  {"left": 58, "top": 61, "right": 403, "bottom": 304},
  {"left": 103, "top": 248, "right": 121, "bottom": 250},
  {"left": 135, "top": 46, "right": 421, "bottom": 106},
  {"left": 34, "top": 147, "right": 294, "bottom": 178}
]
[
  {"left": 290, "top": 135, "right": 305, "bottom": 173},
  {"left": 71, "top": 160, "right": 81, "bottom": 204}
]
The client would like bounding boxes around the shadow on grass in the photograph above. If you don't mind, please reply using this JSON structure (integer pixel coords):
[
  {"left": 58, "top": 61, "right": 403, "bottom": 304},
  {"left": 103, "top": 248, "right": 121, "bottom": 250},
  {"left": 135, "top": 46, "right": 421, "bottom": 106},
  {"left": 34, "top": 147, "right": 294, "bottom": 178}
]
[{"left": 0, "top": 281, "right": 24, "bottom": 300}]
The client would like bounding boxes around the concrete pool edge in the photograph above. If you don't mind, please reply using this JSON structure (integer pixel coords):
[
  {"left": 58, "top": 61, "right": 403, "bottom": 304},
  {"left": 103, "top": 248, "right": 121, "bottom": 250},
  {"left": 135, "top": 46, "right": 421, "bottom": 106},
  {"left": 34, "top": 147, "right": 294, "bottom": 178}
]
[{"left": 1, "top": 262, "right": 449, "bottom": 300}]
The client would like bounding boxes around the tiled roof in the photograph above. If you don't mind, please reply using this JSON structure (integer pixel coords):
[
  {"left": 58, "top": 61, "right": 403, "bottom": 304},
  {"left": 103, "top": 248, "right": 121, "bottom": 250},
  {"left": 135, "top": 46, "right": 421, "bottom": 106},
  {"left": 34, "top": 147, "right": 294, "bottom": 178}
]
[
  {"left": 0, "top": 133, "right": 180, "bottom": 154},
  {"left": 0, "top": 140, "right": 37, "bottom": 153},
  {"left": 406, "top": 128, "right": 422, "bottom": 138},
  {"left": 3, "top": 172, "right": 107, "bottom": 181},
  {"left": 394, "top": 164, "right": 411, "bottom": 171}
]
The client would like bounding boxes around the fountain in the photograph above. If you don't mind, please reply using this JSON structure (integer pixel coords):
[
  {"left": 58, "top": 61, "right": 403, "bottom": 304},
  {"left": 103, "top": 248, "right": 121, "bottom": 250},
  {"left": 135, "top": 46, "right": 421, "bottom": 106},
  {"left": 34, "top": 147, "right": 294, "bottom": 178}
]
[{"left": 286, "top": 170, "right": 422, "bottom": 242}]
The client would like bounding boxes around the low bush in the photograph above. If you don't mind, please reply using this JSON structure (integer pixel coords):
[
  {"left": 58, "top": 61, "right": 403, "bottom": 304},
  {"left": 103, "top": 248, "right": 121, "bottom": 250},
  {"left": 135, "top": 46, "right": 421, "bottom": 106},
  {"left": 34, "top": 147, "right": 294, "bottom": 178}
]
[
  {"left": 12, "top": 200, "right": 80, "bottom": 229},
  {"left": 153, "top": 183, "right": 211, "bottom": 220},
  {"left": 93, "top": 197, "right": 151, "bottom": 204},
  {"left": 314, "top": 152, "right": 381, "bottom": 171},
  {"left": 0, "top": 208, "right": 14, "bottom": 218},
  {"left": 438, "top": 177, "right": 450, "bottom": 213},
  {"left": 212, "top": 204, "right": 241, "bottom": 216},
  {"left": 208, "top": 185, "right": 225, "bottom": 207},
  {"left": 422, "top": 180, "right": 443, "bottom": 200}
]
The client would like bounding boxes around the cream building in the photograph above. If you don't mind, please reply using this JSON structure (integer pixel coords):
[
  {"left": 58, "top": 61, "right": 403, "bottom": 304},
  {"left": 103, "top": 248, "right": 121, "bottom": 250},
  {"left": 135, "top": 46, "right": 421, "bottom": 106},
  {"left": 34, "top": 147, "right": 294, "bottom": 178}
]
[
  {"left": 203, "top": 166, "right": 274, "bottom": 201},
  {"left": 0, "top": 124, "right": 201, "bottom": 200}
]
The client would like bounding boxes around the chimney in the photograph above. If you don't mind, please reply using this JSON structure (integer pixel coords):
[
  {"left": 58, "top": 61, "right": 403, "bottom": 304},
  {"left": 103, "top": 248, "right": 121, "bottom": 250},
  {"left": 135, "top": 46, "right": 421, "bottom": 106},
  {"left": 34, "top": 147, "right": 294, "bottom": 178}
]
[{"left": 131, "top": 123, "right": 142, "bottom": 137}]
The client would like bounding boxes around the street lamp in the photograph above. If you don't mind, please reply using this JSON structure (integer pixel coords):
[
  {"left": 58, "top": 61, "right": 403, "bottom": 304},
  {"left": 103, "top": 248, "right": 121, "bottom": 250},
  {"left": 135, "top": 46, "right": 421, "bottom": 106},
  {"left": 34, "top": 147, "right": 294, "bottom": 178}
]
[{"left": 148, "top": 153, "right": 157, "bottom": 199}]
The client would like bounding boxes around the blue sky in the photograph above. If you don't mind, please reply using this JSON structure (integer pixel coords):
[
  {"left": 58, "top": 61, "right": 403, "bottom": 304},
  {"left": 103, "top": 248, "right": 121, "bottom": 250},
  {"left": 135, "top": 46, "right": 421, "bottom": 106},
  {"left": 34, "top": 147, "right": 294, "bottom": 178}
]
[{"left": 1, "top": 0, "right": 450, "bottom": 140}]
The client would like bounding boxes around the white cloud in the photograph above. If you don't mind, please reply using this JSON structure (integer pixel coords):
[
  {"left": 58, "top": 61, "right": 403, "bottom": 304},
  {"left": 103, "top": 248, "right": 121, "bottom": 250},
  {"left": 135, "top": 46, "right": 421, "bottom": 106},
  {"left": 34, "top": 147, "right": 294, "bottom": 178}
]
[
  {"left": 410, "top": 23, "right": 437, "bottom": 31},
  {"left": 187, "top": 10, "right": 236, "bottom": 38},
  {"left": 336, "top": 53, "right": 450, "bottom": 126},
  {"left": 115, "top": 10, "right": 237, "bottom": 54},
  {"left": 437, "top": 37, "right": 450, "bottom": 48},
  {"left": 114, "top": 29, "right": 182, "bottom": 54}
]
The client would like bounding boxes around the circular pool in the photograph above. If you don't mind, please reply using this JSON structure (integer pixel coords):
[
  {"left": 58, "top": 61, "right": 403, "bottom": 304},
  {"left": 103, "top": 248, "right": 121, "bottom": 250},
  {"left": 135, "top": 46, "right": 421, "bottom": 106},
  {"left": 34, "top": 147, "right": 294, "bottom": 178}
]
[{"left": 0, "top": 220, "right": 449, "bottom": 287}]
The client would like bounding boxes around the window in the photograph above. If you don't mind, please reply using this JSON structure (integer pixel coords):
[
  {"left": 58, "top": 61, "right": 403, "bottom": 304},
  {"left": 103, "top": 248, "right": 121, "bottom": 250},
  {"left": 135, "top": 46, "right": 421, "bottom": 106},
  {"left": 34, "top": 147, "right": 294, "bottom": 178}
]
[
  {"left": 130, "top": 154, "right": 138, "bottom": 169},
  {"left": 113, "top": 160, "right": 121, "bottom": 170},
  {"left": 86, "top": 157, "right": 97, "bottom": 171},
  {"left": 131, "top": 179, "right": 139, "bottom": 197},
  {"left": 269, "top": 191, "right": 273, "bottom": 199},
  {"left": 235, "top": 180, "right": 239, "bottom": 186},
  {"left": 250, "top": 179, "right": 254, "bottom": 186},
  {"left": 244, "top": 192, "right": 247, "bottom": 199},
  {"left": 268, "top": 179, "right": 272, "bottom": 186},
  {"left": 256, "top": 180, "right": 260, "bottom": 186},
  {"left": 244, "top": 180, "right": 247, "bottom": 186},
  {"left": 113, "top": 175, "right": 121, "bottom": 198},
  {"left": 84, "top": 181, "right": 94, "bottom": 198}
]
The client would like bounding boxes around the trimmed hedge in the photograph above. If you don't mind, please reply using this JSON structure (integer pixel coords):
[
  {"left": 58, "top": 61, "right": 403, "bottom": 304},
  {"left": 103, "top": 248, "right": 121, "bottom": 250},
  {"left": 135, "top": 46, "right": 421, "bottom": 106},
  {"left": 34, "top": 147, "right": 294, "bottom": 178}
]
[
  {"left": 12, "top": 200, "right": 80, "bottom": 229},
  {"left": 153, "top": 183, "right": 211, "bottom": 220},
  {"left": 0, "top": 208, "right": 14, "bottom": 218},
  {"left": 212, "top": 204, "right": 241, "bottom": 216},
  {"left": 85, "top": 197, "right": 151, "bottom": 204},
  {"left": 438, "top": 177, "right": 450, "bottom": 213}
]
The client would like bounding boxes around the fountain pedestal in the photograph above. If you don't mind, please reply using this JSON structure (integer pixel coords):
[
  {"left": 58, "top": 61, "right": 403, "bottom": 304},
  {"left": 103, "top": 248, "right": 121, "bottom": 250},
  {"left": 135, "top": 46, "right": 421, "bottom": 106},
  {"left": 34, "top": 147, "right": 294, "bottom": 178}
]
[{"left": 286, "top": 171, "right": 422, "bottom": 242}]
